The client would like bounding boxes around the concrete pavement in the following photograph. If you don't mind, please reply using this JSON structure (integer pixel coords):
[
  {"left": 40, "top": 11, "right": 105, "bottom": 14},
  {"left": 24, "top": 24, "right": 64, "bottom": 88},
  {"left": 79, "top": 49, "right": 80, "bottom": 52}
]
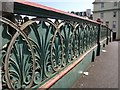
[{"left": 71, "top": 41, "right": 118, "bottom": 88}]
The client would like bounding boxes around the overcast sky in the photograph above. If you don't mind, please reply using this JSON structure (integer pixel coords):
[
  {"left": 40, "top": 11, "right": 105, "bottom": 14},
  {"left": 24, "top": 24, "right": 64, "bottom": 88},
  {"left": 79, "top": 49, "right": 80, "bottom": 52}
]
[{"left": 28, "top": 0, "right": 94, "bottom": 12}]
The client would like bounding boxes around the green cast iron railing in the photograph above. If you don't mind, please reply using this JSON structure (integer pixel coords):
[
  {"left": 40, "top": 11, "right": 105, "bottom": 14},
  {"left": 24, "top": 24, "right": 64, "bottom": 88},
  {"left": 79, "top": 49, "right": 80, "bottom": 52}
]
[{"left": 0, "top": 1, "right": 112, "bottom": 89}]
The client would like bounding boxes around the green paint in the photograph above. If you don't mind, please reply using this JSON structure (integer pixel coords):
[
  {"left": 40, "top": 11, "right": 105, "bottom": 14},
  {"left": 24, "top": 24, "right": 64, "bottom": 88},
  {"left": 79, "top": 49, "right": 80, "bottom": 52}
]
[
  {"left": 50, "top": 47, "right": 97, "bottom": 88},
  {"left": 0, "top": 12, "right": 111, "bottom": 89}
]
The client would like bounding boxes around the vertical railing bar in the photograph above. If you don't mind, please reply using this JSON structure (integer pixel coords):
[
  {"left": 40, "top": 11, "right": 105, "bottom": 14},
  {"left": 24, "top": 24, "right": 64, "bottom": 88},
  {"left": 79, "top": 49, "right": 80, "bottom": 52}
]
[{"left": 96, "top": 24, "right": 101, "bottom": 56}]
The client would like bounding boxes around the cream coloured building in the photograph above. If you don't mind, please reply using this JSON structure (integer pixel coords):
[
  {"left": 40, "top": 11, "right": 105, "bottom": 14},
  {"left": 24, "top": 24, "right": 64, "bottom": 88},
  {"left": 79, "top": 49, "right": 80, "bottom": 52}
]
[{"left": 93, "top": 0, "right": 120, "bottom": 40}]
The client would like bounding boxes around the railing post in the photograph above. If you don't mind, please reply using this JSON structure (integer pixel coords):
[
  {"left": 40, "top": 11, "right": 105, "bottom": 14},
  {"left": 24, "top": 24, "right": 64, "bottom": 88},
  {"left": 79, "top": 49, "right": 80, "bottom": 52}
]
[
  {"left": 96, "top": 24, "right": 101, "bottom": 56},
  {"left": 106, "top": 27, "right": 109, "bottom": 45},
  {"left": 109, "top": 29, "right": 112, "bottom": 42}
]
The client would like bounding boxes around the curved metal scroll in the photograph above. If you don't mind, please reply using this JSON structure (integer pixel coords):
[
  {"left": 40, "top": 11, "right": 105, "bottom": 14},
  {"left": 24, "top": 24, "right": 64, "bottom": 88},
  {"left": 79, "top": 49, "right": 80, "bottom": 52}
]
[
  {"left": 0, "top": 15, "right": 100, "bottom": 89},
  {"left": 0, "top": 17, "right": 35, "bottom": 89}
]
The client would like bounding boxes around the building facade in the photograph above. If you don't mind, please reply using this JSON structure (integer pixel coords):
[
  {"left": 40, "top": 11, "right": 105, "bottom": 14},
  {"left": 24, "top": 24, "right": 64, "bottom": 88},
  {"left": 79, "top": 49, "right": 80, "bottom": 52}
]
[
  {"left": 93, "top": 0, "right": 120, "bottom": 40},
  {"left": 70, "top": 9, "right": 93, "bottom": 20}
]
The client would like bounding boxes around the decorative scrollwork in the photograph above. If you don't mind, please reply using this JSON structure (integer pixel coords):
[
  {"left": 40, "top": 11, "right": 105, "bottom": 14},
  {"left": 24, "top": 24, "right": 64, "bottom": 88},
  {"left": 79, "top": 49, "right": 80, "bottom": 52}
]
[
  {"left": 76, "top": 24, "right": 84, "bottom": 55},
  {"left": 0, "top": 22, "right": 12, "bottom": 89},
  {"left": 0, "top": 16, "right": 35, "bottom": 89},
  {"left": 71, "top": 23, "right": 78, "bottom": 59},
  {"left": 101, "top": 25, "right": 107, "bottom": 40},
  {"left": 60, "top": 22, "right": 73, "bottom": 64},
  {"left": 23, "top": 20, "right": 53, "bottom": 85},
  {"left": 0, "top": 13, "right": 103, "bottom": 89},
  {"left": 22, "top": 18, "right": 64, "bottom": 87}
]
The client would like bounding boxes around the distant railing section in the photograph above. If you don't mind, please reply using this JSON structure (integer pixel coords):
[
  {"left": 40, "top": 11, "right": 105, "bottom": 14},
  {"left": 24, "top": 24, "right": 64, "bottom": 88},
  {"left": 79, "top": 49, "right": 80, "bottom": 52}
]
[
  {"left": 100, "top": 25, "right": 107, "bottom": 40},
  {"left": 0, "top": 1, "right": 112, "bottom": 89},
  {"left": 100, "top": 25, "right": 112, "bottom": 43}
]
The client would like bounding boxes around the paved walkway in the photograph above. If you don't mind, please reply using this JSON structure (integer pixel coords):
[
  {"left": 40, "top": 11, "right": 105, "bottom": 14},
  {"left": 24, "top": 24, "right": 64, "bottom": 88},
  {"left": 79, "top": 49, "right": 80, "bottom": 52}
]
[{"left": 71, "top": 41, "right": 118, "bottom": 88}]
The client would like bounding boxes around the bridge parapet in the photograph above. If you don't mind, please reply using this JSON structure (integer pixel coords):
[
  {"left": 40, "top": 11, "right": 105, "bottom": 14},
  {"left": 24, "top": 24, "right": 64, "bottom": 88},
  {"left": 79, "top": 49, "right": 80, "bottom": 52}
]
[{"left": 0, "top": 1, "right": 112, "bottom": 89}]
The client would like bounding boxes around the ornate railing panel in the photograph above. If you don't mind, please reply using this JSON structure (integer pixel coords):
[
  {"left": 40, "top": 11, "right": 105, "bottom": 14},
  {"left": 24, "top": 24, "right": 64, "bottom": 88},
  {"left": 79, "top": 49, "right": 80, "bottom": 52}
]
[
  {"left": 0, "top": 17, "right": 35, "bottom": 89},
  {"left": 100, "top": 25, "right": 108, "bottom": 40},
  {"left": 0, "top": 1, "right": 112, "bottom": 89}
]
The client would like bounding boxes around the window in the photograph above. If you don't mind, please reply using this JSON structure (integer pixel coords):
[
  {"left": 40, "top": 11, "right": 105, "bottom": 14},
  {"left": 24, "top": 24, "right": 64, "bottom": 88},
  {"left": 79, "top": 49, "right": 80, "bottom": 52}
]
[
  {"left": 112, "top": 21, "right": 116, "bottom": 28},
  {"left": 101, "top": 2, "right": 104, "bottom": 8},
  {"left": 114, "top": 2, "right": 117, "bottom": 6},
  {"left": 100, "top": 13, "right": 104, "bottom": 18},
  {"left": 106, "top": 21, "right": 109, "bottom": 27},
  {"left": 113, "top": 11, "right": 117, "bottom": 17}
]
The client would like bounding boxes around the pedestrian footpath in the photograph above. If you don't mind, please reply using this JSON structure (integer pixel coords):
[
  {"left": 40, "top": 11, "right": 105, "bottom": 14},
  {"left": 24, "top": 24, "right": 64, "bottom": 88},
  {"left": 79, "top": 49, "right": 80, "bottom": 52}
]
[{"left": 71, "top": 41, "right": 118, "bottom": 88}]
